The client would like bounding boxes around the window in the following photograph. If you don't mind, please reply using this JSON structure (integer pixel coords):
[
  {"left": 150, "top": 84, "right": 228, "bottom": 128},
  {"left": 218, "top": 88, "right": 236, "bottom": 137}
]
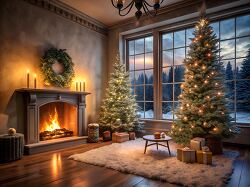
[
  {"left": 128, "top": 36, "right": 154, "bottom": 119},
  {"left": 126, "top": 13, "right": 250, "bottom": 125}
]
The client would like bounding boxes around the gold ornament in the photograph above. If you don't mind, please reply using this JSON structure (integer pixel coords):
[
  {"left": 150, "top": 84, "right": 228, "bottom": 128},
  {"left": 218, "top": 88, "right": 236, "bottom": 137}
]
[{"left": 8, "top": 128, "right": 16, "bottom": 136}]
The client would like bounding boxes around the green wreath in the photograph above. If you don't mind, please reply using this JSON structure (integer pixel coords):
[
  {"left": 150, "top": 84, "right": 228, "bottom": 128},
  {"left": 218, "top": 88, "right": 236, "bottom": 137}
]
[{"left": 40, "top": 48, "right": 75, "bottom": 88}]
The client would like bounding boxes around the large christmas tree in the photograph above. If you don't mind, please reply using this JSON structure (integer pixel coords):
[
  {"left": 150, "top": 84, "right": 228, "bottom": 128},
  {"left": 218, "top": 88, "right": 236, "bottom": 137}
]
[
  {"left": 170, "top": 17, "right": 233, "bottom": 145},
  {"left": 99, "top": 55, "right": 141, "bottom": 133}
]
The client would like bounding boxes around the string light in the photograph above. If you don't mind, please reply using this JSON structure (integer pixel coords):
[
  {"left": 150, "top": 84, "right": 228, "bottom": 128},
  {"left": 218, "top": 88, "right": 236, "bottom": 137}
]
[
  {"left": 183, "top": 116, "right": 188, "bottom": 121},
  {"left": 211, "top": 72, "right": 214, "bottom": 75},
  {"left": 194, "top": 62, "right": 198, "bottom": 66},
  {"left": 207, "top": 53, "right": 211, "bottom": 57},
  {"left": 181, "top": 84, "right": 184, "bottom": 88},
  {"left": 186, "top": 104, "right": 190, "bottom": 107},
  {"left": 204, "top": 80, "right": 208, "bottom": 84},
  {"left": 194, "top": 85, "right": 197, "bottom": 88},
  {"left": 202, "top": 65, "right": 206, "bottom": 70},
  {"left": 198, "top": 109, "right": 203, "bottom": 113},
  {"left": 206, "top": 95, "right": 210, "bottom": 99},
  {"left": 215, "top": 83, "right": 218, "bottom": 86},
  {"left": 218, "top": 92, "right": 221, "bottom": 96},
  {"left": 180, "top": 106, "right": 183, "bottom": 110}
]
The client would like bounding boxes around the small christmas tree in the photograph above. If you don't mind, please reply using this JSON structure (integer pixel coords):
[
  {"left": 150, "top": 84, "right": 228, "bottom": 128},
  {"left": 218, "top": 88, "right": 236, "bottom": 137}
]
[
  {"left": 99, "top": 55, "right": 142, "bottom": 133},
  {"left": 170, "top": 17, "right": 233, "bottom": 145}
]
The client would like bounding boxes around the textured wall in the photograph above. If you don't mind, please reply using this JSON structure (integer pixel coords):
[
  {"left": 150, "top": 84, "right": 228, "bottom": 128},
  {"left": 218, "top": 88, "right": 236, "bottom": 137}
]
[{"left": 0, "top": 0, "right": 108, "bottom": 134}]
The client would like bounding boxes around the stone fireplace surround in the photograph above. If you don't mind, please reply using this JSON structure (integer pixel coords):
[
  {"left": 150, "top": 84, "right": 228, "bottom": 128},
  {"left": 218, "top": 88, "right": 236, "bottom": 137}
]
[{"left": 16, "top": 88, "right": 90, "bottom": 154}]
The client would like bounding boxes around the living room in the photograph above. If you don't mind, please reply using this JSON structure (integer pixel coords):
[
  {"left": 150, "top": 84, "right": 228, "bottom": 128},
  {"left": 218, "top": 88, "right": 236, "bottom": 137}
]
[{"left": 0, "top": 0, "right": 249, "bottom": 186}]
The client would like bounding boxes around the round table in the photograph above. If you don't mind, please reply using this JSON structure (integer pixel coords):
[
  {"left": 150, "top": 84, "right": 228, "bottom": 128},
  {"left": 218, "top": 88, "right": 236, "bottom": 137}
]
[{"left": 143, "top": 135, "right": 172, "bottom": 155}]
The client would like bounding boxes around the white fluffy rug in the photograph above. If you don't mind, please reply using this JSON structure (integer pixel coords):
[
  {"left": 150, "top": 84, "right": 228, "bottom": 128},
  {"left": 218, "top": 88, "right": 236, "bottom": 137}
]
[{"left": 69, "top": 139, "right": 238, "bottom": 187}]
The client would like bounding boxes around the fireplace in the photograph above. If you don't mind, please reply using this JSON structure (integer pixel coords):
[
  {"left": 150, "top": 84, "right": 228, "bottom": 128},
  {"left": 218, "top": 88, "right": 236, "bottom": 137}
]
[
  {"left": 16, "top": 88, "right": 90, "bottom": 154},
  {"left": 39, "top": 102, "right": 77, "bottom": 141}
]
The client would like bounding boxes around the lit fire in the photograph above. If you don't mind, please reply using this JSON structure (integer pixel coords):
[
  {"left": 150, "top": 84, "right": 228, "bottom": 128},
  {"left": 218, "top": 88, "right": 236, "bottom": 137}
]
[{"left": 44, "top": 107, "right": 61, "bottom": 132}]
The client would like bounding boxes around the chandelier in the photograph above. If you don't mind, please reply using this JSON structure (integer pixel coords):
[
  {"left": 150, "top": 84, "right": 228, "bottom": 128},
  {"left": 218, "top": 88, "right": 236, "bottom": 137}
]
[{"left": 111, "top": 0, "right": 165, "bottom": 20}]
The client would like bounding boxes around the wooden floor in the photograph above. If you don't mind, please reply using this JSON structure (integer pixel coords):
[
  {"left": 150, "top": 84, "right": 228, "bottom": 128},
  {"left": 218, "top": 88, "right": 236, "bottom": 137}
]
[{"left": 0, "top": 142, "right": 249, "bottom": 187}]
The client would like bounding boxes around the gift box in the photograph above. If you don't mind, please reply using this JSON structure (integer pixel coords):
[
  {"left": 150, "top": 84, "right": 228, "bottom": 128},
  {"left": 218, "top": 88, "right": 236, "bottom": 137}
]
[
  {"left": 112, "top": 132, "right": 129, "bottom": 143},
  {"left": 177, "top": 147, "right": 196, "bottom": 163},
  {"left": 129, "top": 132, "right": 136, "bottom": 140},
  {"left": 196, "top": 150, "right": 212, "bottom": 165},
  {"left": 190, "top": 137, "right": 205, "bottom": 151},
  {"left": 103, "top": 131, "right": 111, "bottom": 141}
]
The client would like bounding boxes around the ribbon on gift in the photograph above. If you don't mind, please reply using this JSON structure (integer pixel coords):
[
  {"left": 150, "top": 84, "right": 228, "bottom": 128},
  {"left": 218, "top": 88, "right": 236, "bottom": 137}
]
[{"left": 202, "top": 146, "right": 210, "bottom": 152}]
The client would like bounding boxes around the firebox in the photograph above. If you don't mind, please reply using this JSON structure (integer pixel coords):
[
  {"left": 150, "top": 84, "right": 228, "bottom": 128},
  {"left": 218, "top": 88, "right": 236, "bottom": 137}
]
[{"left": 39, "top": 102, "right": 77, "bottom": 141}]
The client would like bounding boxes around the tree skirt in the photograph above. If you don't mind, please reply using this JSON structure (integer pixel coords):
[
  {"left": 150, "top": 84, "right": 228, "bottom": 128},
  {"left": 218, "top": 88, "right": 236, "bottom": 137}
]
[{"left": 69, "top": 139, "right": 238, "bottom": 187}]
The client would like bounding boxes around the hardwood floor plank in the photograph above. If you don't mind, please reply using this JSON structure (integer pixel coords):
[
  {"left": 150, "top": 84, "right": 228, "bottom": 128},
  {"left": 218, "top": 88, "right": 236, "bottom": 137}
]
[{"left": 0, "top": 142, "right": 249, "bottom": 187}]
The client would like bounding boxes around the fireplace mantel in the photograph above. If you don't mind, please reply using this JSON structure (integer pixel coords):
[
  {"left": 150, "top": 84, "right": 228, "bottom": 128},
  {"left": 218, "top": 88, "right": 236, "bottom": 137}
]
[{"left": 16, "top": 88, "right": 90, "bottom": 145}]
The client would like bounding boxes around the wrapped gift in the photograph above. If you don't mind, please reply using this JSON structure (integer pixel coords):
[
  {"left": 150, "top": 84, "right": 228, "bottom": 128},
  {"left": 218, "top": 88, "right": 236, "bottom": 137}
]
[
  {"left": 112, "top": 132, "right": 129, "bottom": 143},
  {"left": 177, "top": 147, "right": 196, "bottom": 163},
  {"left": 129, "top": 132, "right": 136, "bottom": 140},
  {"left": 190, "top": 137, "right": 205, "bottom": 151},
  {"left": 196, "top": 150, "right": 212, "bottom": 165},
  {"left": 103, "top": 131, "right": 111, "bottom": 141},
  {"left": 154, "top": 132, "right": 161, "bottom": 139}
]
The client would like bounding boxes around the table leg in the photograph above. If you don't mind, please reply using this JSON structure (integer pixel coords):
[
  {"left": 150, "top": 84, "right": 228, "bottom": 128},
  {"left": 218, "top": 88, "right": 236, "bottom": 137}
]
[
  {"left": 166, "top": 141, "right": 171, "bottom": 156},
  {"left": 156, "top": 142, "right": 158, "bottom": 150},
  {"left": 144, "top": 140, "right": 148, "bottom": 154}
]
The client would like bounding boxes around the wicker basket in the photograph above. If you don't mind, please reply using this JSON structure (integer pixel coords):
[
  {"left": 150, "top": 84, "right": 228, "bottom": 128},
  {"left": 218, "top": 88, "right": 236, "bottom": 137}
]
[{"left": 87, "top": 123, "right": 99, "bottom": 143}]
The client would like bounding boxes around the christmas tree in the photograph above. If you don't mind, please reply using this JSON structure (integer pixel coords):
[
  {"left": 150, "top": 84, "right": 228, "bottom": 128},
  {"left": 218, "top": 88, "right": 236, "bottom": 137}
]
[
  {"left": 99, "top": 55, "right": 142, "bottom": 133},
  {"left": 170, "top": 17, "right": 233, "bottom": 145}
]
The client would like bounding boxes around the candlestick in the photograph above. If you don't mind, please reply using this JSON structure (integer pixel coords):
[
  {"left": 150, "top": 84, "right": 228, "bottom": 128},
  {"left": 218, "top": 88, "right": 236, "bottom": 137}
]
[
  {"left": 80, "top": 82, "right": 82, "bottom": 92},
  {"left": 27, "top": 69, "right": 30, "bottom": 88},
  {"left": 83, "top": 81, "right": 85, "bottom": 92},
  {"left": 76, "top": 82, "right": 78, "bottom": 91},
  {"left": 34, "top": 74, "right": 37, "bottom": 89}
]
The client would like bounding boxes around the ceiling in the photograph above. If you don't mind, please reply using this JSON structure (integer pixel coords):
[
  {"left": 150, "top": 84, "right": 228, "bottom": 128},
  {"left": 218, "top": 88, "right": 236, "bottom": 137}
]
[{"left": 59, "top": 0, "right": 183, "bottom": 26}]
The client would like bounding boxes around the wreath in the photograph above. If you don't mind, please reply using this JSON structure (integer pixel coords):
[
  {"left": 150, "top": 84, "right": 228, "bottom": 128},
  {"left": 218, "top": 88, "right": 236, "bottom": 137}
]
[{"left": 40, "top": 48, "right": 75, "bottom": 88}]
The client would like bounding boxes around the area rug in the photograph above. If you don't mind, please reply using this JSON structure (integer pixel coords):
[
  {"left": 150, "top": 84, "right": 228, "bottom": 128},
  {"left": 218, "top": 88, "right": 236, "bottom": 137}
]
[{"left": 69, "top": 139, "right": 238, "bottom": 187}]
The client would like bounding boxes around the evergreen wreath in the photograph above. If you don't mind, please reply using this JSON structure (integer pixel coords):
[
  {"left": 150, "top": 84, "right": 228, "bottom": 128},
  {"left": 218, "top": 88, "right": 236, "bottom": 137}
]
[{"left": 40, "top": 48, "right": 75, "bottom": 88}]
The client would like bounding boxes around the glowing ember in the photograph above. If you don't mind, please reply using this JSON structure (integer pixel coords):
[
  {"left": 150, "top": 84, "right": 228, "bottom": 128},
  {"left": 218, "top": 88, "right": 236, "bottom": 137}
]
[{"left": 44, "top": 107, "right": 61, "bottom": 131}]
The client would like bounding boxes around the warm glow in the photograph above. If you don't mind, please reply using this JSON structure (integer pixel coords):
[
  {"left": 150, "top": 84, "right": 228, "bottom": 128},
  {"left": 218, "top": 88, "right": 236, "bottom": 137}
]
[
  {"left": 27, "top": 69, "right": 30, "bottom": 73},
  {"left": 42, "top": 107, "right": 61, "bottom": 132},
  {"left": 34, "top": 73, "right": 37, "bottom": 78}
]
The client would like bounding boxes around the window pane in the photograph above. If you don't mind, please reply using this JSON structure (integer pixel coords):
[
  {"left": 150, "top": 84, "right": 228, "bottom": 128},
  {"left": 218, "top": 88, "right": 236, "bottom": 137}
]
[
  {"left": 225, "top": 81, "right": 235, "bottom": 101},
  {"left": 236, "top": 36, "right": 250, "bottom": 58},
  {"left": 162, "top": 33, "right": 173, "bottom": 50},
  {"left": 145, "top": 102, "right": 154, "bottom": 118},
  {"left": 174, "top": 66, "right": 185, "bottom": 82},
  {"left": 226, "top": 102, "right": 235, "bottom": 113},
  {"left": 236, "top": 14, "right": 250, "bottom": 37},
  {"left": 210, "top": 22, "right": 219, "bottom": 39},
  {"left": 173, "top": 102, "right": 180, "bottom": 120},
  {"left": 135, "top": 70, "right": 144, "bottom": 85},
  {"left": 162, "top": 84, "right": 173, "bottom": 101},
  {"left": 220, "top": 39, "right": 235, "bottom": 59},
  {"left": 174, "top": 84, "right": 182, "bottom": 101},
  {"left": 236, "top": 80, "right": 250, "bottom": 102},
  {"left": 129, "top": 56, "right": 134, "bottom": 71},
  {"left": 135, "top": 38, "right": 144, "bottom": 54},
  {"left": 135, "top": 86, "right": 144, "bottom": 101},
  {"left": 174, "top": 48, "right": 185, "bottom": 65},
  {"left": 186, "top": 28, "right": 194, "bottom": 46},
  {"left": 130, "top": 86, "right": 135, "bottom": 95},
  {"left": 129, "top": 41, "right": 134, "bottom": 55},
  {"left": 162, "top": 102, "right": 173, "bottom": 120},
  {"left": 145, "top": 36, "right": 153, "bottom": 52},
  {"left": 186, "top": 47, "right": 191, "bottom": 55},
  {"left": 162, "top": 67, "right": 173, "bottom": 83},
  {"left": 236, "top": 58, "right": 250, "bottom": 79},
  {"left": 162, "top": 50, "right": 173, "bottom": 67},
  {"left": 145, "top": 85, "right": 153, "bottom": 101},
  {"left": 220, "top": 18, "right": 235, "bottom": 40},
  {"left": 222, "top": 60, "right": 235, "bottom": 80},
  {"left": 174, "top": 30, "right": 185, "bottom": 48},
  {"left": 135, "top": 54, "right": 144, "bottom": 70},
  {"left": 145, "top": 69, "right": 153, "bottom": 84},
  {"left": 236, "top": 101, "right": 250, "bottom": 124},
  {"left": 137, "top": 102, "right": 144, "bottom": 118},
  {"left": 145, "top": 52, "right": 153, "bottom": 69},
  {"left": 129, "top": 72, "right": 135, "bottom": 85}
]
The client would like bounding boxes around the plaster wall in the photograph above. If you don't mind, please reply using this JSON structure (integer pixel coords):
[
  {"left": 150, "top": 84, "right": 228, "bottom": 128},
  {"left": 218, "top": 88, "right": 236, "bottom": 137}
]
[{"left": 0, "top": 0, "right": 108, "bottom": 134}]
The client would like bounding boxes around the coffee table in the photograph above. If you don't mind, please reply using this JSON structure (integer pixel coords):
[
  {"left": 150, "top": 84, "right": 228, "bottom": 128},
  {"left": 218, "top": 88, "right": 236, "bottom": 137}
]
[{"left": 143, "top": 135, "right": 172, "bottom": 155}]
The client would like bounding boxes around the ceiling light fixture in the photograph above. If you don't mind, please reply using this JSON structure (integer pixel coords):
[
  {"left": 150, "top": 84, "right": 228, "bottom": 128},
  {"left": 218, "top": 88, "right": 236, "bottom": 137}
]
[{"left": 111, "top": 0, "right": 165, "bottom": 20}]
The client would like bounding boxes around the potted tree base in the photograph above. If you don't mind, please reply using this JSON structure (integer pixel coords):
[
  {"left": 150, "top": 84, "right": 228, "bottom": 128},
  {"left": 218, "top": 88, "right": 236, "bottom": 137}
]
[{"left": 206, "top": 135, "right": 223, "bottom": 155}]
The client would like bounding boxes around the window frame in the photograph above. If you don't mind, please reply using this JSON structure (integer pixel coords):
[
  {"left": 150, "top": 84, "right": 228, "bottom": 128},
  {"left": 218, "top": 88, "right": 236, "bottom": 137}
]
[{"left": 124, "top": 12, "right": 250, "bottom": 127}]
